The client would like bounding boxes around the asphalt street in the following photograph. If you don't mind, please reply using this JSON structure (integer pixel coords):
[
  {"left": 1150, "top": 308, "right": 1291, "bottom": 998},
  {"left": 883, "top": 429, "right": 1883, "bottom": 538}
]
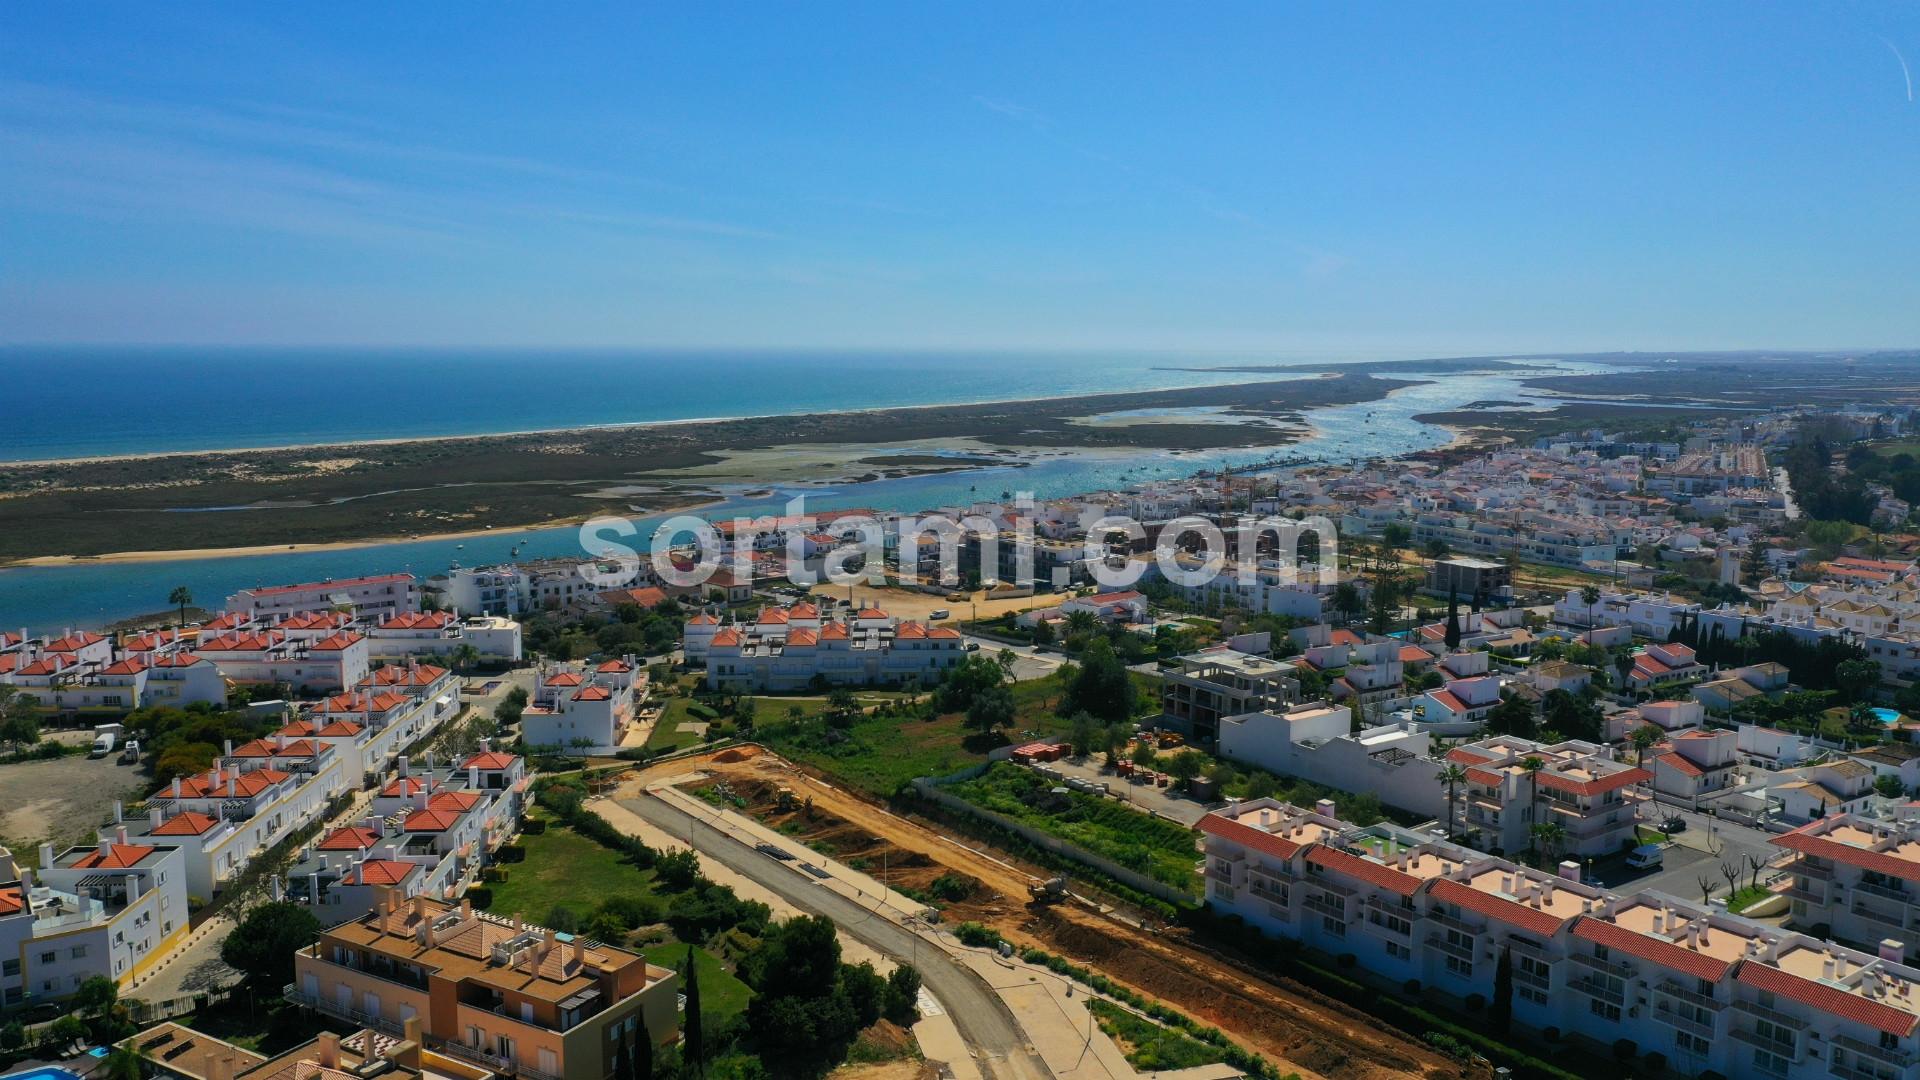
[{"left": 619, "top": 794, "right": 1054, "bottom": 1080}]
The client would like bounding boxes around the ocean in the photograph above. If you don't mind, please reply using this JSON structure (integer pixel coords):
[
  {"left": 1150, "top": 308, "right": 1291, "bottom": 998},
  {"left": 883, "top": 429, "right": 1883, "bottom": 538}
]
[
  {"left": 0, "top": 346, "right": 1357, "bottom": 462},
  {"left": 0, "top": 351, "right": 1606, "bottom": 631}
]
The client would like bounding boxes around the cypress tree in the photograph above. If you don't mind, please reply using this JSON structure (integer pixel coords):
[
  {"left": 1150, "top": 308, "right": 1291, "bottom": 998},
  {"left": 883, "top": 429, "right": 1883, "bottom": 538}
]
[{"left": 683, "top": 945, "right": 703, "bottom": 1070}]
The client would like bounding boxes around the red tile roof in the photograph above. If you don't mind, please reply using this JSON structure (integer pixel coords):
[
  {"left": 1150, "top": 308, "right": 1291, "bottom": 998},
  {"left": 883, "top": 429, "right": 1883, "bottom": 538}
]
[
  {"left": 1773, "top": 823, "right": 1920, "bottom": 882},
  {"left": 1536, "top": 766, "right": 1651, "bottom": 797},
  {"left": 152, "top": 812, "right": 221, "bottom": 837},
  {"left": 1427, "top": 878, "right": 1570, "bottom": 937},
  {"left": 464, "top": 751, "right": 518, "bottom": 771},
  {"left": 307, "top": 632, "right": 364, "bottom": 651},
  {"left": 1197, "top": 812, "right": 1305, "bottom": 862},
  {"left": 0, "top": 886, "right": 22, "bottom": 916},
  {"left": 1657, "top": 754, "right": 1705, "bottom": 778},
  {"left": 319, "top": 826, "right": 381, "bottom": 851},
  {"left": 1305, "top": 846, "right": 1420, "bottom": 896},
  {"left": 574, "top": 685, "right": 612, "bottom": 701},
  {"left": 1427, "top": 689, "right": 1468, "bottom": 715},
  {"left": 244, "top": 573, "right": 410, "bottom": 597},
  {"left": 545, "top": 672, "right": 584, "bottom": 687},
  {"left": 1737, "top": 961, "right": 1920, "bottom": 1037},
  {"left": 348, "top": 860, "right": 415, "bottom": 886},
  {"left": 403, "top": 808, "right": 463, "bottom": 832},
  {"left": 74, "top": 843, "right": 157, "bottom": 869},
  {"left": 1444, "top": 747, "right": 1494, "bottom": 765},
  {"left": 379, "top": 611, "right": 454, "bottom": 629},
  {"left": 1329, "top": 629, "right": 1365, "bottom": 647},
  {"left": 1571, "top": 917, "right": 1733, "bottom": 981},
  {"left": 786, "top": 628, "right": 819, "bottom": 647}
]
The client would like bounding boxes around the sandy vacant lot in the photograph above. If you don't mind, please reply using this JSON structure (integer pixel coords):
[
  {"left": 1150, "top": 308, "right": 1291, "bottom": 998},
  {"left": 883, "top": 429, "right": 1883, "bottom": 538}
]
[
  {"left": 0, "top": 753, "right": 151, "bottom": 848},
  {"left": 804, "top": 582, "right": 1060, "bottom": 624}
]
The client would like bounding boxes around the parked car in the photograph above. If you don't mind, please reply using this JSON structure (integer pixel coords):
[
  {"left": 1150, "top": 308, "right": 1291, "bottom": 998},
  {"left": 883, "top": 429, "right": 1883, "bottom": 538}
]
[
  {"left": 1662, "top": 815, "right": 1687, "bottom": 833},
  {"left": 929, "top": 608, "right": 950, "bottom": 620}
]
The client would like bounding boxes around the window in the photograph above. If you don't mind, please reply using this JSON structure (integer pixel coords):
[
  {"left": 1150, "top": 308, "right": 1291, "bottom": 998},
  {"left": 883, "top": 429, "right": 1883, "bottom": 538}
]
[
  {"left": 39, "top": 952, "right": 54, "bottom": 965},
  {"left": 1321, "top": 916, "right": 1345, "bottom": 937},
  {"left": 70, "top": 945, "right": 87, "bottom": 959},
  {"left": 1589, "top": 999, "right": 1621, "bottom": 1023},
  {"left": 1675, "top": 1032, "right": 1709, "bottom": 1056},
  {"left": 1882, "top": 1032, "right": 1902, "bottom": 1052},
  {"left": 1445, "top": 955, "right": 1473, "bottom": 979}
]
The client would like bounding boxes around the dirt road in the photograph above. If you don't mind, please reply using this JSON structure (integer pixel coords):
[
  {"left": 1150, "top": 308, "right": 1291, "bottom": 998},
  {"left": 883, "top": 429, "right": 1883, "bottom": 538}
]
[{"left": 620, "top": 750, "right": 1475, "bottom": 1080}]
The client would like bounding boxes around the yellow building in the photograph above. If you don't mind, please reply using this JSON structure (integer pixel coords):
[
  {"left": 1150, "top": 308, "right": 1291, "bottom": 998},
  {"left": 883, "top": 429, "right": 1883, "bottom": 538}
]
[{"left": 290, "top": 893, "right": 678, "bottom": 1080}]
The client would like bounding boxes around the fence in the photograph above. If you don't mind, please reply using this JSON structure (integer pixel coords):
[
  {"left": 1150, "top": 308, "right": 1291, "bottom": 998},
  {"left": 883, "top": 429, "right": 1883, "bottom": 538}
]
[{"left": 909, "top": 769, "right": 1201, "bottom": 908}]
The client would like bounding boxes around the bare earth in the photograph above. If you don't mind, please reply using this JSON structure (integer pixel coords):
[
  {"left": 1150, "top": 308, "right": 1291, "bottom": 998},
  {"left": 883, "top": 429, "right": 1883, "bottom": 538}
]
[{"left": 0, "top": 753, "right": 150, "bottom": 846}]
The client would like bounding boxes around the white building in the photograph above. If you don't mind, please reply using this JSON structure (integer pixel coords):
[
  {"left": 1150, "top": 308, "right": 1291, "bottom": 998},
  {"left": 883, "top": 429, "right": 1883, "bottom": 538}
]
[{"left": 227, "top": 574, "right": 420, "bottom": 619}]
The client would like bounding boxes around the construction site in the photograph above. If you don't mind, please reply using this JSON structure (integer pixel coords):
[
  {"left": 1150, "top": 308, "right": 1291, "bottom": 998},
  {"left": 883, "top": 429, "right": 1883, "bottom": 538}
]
[{"left": 611, "top": 745, "right": 1484, "bottom": 1080}]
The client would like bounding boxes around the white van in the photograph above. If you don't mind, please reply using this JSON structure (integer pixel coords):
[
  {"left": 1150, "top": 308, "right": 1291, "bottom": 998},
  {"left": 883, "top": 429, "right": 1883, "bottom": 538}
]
[
  {"left": 1625, "top": 844, "right": 1664, "bottom": 871},
  {"left": 929, "top": 609, "right": 950, "bottom": 620}
]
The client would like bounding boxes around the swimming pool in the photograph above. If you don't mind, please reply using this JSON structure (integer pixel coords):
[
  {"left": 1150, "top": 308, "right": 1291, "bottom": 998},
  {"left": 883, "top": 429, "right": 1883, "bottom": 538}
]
[
  {"left": 6, "top": 1067, "right": 89, "bottom": 1080},
  {"left": 1875, "top": 707, "right": 1904, "bottom": 726}
]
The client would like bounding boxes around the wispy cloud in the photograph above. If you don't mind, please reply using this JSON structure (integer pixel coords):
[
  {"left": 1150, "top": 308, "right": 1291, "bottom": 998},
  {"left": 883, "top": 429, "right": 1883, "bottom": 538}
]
[
  {"left": 971, "top": 94, "right": 1050, "bottom": 130},
  {"left": 0, "top": 79, "right": 776, "bottom": 249},
  {"left": 1881, "top": 36, "right": 1915, "bottom": 103}
]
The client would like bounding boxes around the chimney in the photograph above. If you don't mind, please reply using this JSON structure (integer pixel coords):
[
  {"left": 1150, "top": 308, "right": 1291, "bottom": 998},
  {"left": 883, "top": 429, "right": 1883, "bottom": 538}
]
[
  {"left": 1314, "top": 798, "right": 1336, "bottom": 818},
  {"left": 460, "top": 897, "right": 472, "bottom": 920},
  {"left": 571, "top": 936, "right": 586, "bottom": 967},
  {"left": 390, "top": 1018, "right": 423, "bottom": 1070},
  {"left": 223, "top": 739, "right": 234, "bottom": 757},
  {"left": 414, "top": 790, "right": 428, "bottom": 811},
  {"left": 172, "top": 777, "right": 183, "bottom": 799},
  {"left": 398, "top": 755, "right": 409, "bottom": 777},
  {"left": 39, "top": 842, "right": 54, "bottom": 870},
  {"left": 116, "top": 825, "right": 129, "bottom": 847},
  {"left": 468, "top": 765, "right": 481, "bottom": 789},
  {"left": 1557, "top": 859, "right": 1581, "bottom": 882},
  {"left": 228, "top": 777, "right": 238, "bottom": 798},
  {"left": 97, "top": 836, "right": 113, "bottom": 859},
  {"left": 150, "top": 808, "right": 164, "bottom": 830},
  {"left": 1883, "top": 939, "right": 1907, "bottom": 964},
  {"left": 1824, "top": 952, "right": 1838, "bottom": 979},
  {"left": 316, "top": 1032, "right": 341, "bottom": 1070},
  {"left": 112, "top": 801, "right": 123, "bottom": 824}
]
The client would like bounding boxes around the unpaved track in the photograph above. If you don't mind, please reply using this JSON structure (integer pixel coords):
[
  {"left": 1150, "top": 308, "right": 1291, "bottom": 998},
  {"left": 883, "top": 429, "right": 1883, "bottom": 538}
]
[{"left": 622, "top": 751, "right": 1476, "bottom": 1080}]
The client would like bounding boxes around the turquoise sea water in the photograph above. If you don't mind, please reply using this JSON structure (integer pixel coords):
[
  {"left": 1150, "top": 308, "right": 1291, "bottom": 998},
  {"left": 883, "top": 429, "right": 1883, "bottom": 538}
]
[{"left": 0, "top": 354, "right": 1608, "bottom": 630}]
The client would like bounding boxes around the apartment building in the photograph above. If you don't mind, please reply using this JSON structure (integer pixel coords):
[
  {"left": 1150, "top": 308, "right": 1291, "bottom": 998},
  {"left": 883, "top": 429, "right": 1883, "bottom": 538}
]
[
  {"left": 699, "top": 604, "right": 965, "bottom": 691},
  {"left": 1442, "top": 736, "right": 1650, "bottom": 858},
  {"left": 194, "top": 629, "right": 371, "bottom": 694},
  {"left": 17, "top": 831, "right": 190, "bottom": 996},
  {"left": 229, "top": 574, "right": 421, "bottom": 619},
  {"left": 1626, "top": 641, "right": 1709, "bottom": 692},
  {"left": 126, "top": 1016, "right": 497, "bottom": 1080},
  {"left": 1216, "top": 705, "right": 1447, "bottom": 821},
  {"left": 1160, "top": 648, "right": 1301, "bottom": 746},
  {"left": 368, "top": 612, "right": 524, "bottom": 664},
  {"left": 291, "top": 895, "right": 679, "bottom": 1080},
  {"left": 1773, "top": 814, "right": 1920, "bottom": 960},
  {"left": 521, "top": 661, "right": 645, "bottom": 753},
  {"left": 1201, "top": 797, "right": 1920, "bottom": 1080}
]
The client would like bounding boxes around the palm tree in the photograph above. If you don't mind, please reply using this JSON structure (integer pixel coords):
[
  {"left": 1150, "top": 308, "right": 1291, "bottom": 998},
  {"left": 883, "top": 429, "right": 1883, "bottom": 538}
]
[
  {"left": 1064, "top": 610, "right": 1099, "bottom": 637},
  {"left": 1521, "top": 755, "right": 1546, "bottom": 859},
  {"left": 1531, "top": 821, "right": 1569, "bottom": 865},
  {"left": 168, "top": 585, "right": 194, "bottom": 627},
  {"left": 1437, "top": 763, "right": 1468, "bottom": 840},
  {"left": 1332, "top": 582, "right": 1362, "bottom": 625},
  {"left": 1580, "top": 585, "right": 1601, "bottom": 628},
  {"left": 450, "top": 643, "right": 481, "bottom": 674},
  {"left": 1630, "top": 724, "right": 1662, "bottom": 766}
]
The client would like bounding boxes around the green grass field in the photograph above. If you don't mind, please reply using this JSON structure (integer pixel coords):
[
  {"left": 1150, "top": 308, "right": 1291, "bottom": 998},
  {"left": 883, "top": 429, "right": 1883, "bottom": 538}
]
[
  {"left": 643, "top": 943, "right": 754, "bottom": 1027},
  {"left": 945, "top": 761, "right": 1201, "bottom": 892},
  {"left": 483, "top": 815, "right": 663, "bottom": 925},
  {"left": 759, "top": 710, "right": 992, "bottom": 796}
]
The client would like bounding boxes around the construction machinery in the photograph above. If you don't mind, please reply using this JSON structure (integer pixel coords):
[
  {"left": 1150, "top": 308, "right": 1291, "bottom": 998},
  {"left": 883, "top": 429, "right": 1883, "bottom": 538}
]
[{"left": 1028, "top": 874, "right": 1070, "bottom": 904}]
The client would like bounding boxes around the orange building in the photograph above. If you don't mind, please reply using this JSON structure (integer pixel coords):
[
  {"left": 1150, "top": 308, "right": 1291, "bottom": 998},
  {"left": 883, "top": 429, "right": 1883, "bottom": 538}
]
[{"left": 290, "top": 893, "right": 678, "bottom": 1080}]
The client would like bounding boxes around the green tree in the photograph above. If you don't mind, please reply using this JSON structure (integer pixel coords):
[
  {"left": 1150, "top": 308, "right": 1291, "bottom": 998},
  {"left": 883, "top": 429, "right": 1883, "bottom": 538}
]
[
  {"left": 73, "top": 974, "right": 118, "bottom": 1016},
  {"left": 1165, "top": 750, "right": 1205, "bottom": 791},
  {"left": 1424, "top": 538, "right": 1450, "bottom": 559},
  {"left": 683, "top": 946, "right": 703, "bottom": 1069},
  {"left": 1382, "top": 523, "right": 1413, "bottom": 552},
  {"left": 1741, "top": 543, "right": 1771, "bottom": 588},
  {"left": 1491, "top": 945, "right": 1513, "bottom": 1035},
  {"left": 1580, "top": 585, "right": 1601, "bottom": 627},
  {"left": 885, "top": 964, "right": 922, "bottom": 1025},
  {"left": 1443, "top": 593, "right": 1461, "bottom": 650},
  {"left": 1521, "top": 756, "right": 1546, "bottom": 860},
  {"left": 1064, "top": 609, "right": 1099, "bottom": 637},
  {"left": 1837, "top": 658, "right": 1883, "bottom": 703},
  {"left": 966, "top": 685, "right": 1016, "bottom": 737},
  {"left": 1436, "top": 763, "right": 1467, "bottom": 841},
  {"left": 169, "top": 585, "right": 194, "bottom": 627},
  {"left": 0, "top": 1020, "right": 25, "bottom": 1053},
  {"left": 1366, "top": 571, "right": 1402, "bottom": 636},
  {"left": 0, "top": 686, "right": 41, "bottom": 754},
  {"left": 1630, "top": 724, "right": 1662, "bottom": 766},
  {"left": 1060, "top": 638, "right": 1135, "bottom": 722},
  {"left": 450, "top": 643, "right": 481, "bottom": 674},
  {"left": 1331, "top": 581, "right": 1362, "bottom": 625},
  {"left": 1877, "top": 773, "right": 1909, "bottom": 799},
  {"left": 221, "top": 901, "right": 321, "bottom": 988}
]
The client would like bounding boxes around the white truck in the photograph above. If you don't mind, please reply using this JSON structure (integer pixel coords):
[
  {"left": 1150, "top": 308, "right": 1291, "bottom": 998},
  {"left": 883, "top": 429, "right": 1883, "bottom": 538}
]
[{"left": 90, "top": 722, "right": 124, "bottom": 759}]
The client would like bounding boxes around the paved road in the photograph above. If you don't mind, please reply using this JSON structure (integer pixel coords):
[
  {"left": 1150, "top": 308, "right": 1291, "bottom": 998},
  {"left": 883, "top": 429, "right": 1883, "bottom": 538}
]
[
  {"left": 1605, "top": 806, "right": 1782, "bottom": 902},
  {"left": 620, "top": 794, "right": 1052, "bottom": 1080}
]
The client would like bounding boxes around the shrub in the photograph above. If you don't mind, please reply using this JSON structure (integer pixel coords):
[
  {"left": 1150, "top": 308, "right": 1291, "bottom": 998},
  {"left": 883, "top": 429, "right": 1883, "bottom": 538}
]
[
  {"left": 494, "top": 844, "right": 526, "bottom": 863},
  {"left": 1612, "top": 1039, "right": 1636, "bottom": 1061},
  {"left": 466, "top": 886, "right": 493, "bottom": 908},
  {"left": 953, "top": 922, "right": 1005, "bottom": 948}
]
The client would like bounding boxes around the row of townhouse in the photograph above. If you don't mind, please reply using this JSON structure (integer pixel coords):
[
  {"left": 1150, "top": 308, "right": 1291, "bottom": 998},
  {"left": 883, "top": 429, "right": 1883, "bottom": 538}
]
[
  {"left": 0, "top": 604, "right": 518, "bottom": 715},
  {"left": 1203, "top": 798, "right": 1920, "bottom": 1080},
  {"left": 283, "top": 750, "right": 531, "bottom": 923},
  {"left": 227, "top": 573, "right": 422, "bottom": 619},
  {"left": 689, "top": 603, "right": 966, "bottom": 691},
  {"left": 1440, "top": 737, "right": 1651, "bottom": 858},
  {"left": 1550, "top": 586, "right": 1704, "bottom": 639},
  {"left": 289, "top": 893, "right": 679, "bottom": 1080}
]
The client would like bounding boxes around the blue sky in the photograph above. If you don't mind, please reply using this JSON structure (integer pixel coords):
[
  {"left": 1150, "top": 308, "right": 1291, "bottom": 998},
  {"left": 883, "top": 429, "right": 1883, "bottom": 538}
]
[{"left": 2, "top": 4, "right": 1917, "bottom": 354}]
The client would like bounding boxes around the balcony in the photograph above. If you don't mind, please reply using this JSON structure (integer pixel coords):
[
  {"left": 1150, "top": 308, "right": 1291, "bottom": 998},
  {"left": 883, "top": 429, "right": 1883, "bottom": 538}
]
[
  {"left": 284, "top": 986, "right": 405, "bottom": 1037},
  {"left": 1655, "top": 979, "right": 1724, "bottom": 1012},
  {"left": 1426, "top": 909, "right": 1484, "bottom": 937},
  {"left": 1567, "top": 975, "right": 1625, "bottom": 1007},
  {"left": 1247, "top": 878, "right": 1288, "bottom": 905},
  {"left": 1301, "top": 894, "right": 1347, "bottom": 921},
  {"left": 426, "top": 1037, "right": 510, "bottom": 1074},
  {"left": 1783, "top": 857, "right": 1834, "bottom": 881},
  {"left": 1731, "top": 1026, "right": 1798, "bottom": 1060},
  {"left": 1731, "top": 999, "right": 1809, "bottom": 1029},
  {"left": 1853, "top": 880, "right": 1913, "bottom": 906},
  {"left": 1832, "top": 1034, "right": 1915, "bottom": 1069},
  {"left": 1568, "top": 952, "right": 1635, "bottom": 980},
  {"left": 1511, "top": 967, "right": 1550, "bottom": 993},
  {"left": 1651, "top": 1004, "right": 1715, "bottom": 1040},
  {"left": 1782, "top": 883, "right": 1830, "bottom": 905},
  {"left": 1425, "top": 933, "right": 1474, "bottom": 963},
  {"left": 1851, "top": 903, "right": 1907, "bottom": 930}
]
